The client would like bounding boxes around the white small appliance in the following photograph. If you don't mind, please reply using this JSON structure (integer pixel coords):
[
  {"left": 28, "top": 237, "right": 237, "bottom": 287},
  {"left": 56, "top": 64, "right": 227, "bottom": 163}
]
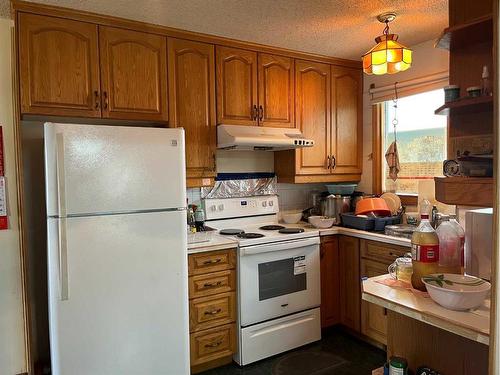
[
  {"left": 44, "top": 123, "right": 190, "bottom": 375},
  {"left": 204, "top": 195, "right": 321, "bottom": 366},
  {"left": 465, "top": 208, "right": 493, "bottom": 280}
]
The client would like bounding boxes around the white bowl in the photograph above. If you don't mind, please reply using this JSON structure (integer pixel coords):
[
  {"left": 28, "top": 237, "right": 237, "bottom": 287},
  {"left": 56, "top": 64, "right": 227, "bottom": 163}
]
[
  {"left": 422, "top": 273, "right": 490, "bottom": 311},
  {"left": 308, "top": 216, "right": 335, "bottom": 229},
  {"left": 282, "top": 212, "right": 303, "bottom": 224}
]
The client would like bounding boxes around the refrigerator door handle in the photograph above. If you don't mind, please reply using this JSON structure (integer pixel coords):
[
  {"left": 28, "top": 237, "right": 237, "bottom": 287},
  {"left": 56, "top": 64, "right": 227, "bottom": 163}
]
[
  {"left": 58, "top": 218, "right": 69, "bottom": 301},
  {"left": 56, "top": 133, "right": 67, "bottom": 217},
  {"left": 56, "top": 133, "right": 69, "bottom": 300}
]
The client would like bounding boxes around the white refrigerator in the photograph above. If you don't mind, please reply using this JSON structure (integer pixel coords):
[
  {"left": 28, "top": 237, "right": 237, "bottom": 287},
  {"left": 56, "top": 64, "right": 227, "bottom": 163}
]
[{"left": 44, "top": 122, "right": 190, "bottom": 375}]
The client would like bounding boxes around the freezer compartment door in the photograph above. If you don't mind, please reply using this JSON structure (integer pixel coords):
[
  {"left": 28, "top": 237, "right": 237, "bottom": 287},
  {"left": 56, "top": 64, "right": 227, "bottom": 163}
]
[
  {"left": 47, "top": 211, "right": 189, "bottom": 375},
  {"left": 45, "top": 123, "right": 186, "bottom": 217},
  {"left": 236, "top": 308, "right": 321, "bottom": 366}
]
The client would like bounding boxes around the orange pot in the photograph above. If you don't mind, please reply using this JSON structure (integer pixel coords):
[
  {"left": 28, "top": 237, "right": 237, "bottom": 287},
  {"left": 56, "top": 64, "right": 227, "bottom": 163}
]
[{"left": 355, "top": 197, "right": 391, "bottom": 216}]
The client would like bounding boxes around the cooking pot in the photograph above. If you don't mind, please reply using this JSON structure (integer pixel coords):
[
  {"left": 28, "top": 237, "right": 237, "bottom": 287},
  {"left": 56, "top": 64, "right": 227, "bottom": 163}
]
[{"left": 320, "top": 195, "right": 351, "bottom": 224}]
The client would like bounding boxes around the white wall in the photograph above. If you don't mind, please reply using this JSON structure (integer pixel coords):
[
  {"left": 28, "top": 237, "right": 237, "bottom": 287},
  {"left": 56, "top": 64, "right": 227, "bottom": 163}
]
[
  {"left": 0, "top": 18, "right": 27, "bottom": 375},
  {"left": 357, "top": 39, "right": 449, "bottom": 193}
]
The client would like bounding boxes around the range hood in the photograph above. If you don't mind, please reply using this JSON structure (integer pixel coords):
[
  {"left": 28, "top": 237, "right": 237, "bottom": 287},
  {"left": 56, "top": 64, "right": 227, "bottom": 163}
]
[{"left": 217, "top": 124, "right": 315, "bottom": 151}]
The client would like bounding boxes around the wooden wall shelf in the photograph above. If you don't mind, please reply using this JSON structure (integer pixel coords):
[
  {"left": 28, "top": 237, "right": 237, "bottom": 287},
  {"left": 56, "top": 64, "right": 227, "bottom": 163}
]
[
  {"left": 434, "top": 176, "right": 493, "bottom": 207},
  {"left": 435, "top": 14, "right": 493, "bottom": 50},
  {"left": 435, "top": 96, "right": 493, "bottom": 116}
]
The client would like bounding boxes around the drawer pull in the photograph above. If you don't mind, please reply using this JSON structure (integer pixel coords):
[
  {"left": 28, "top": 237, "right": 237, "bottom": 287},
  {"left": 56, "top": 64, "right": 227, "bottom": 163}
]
[
  {"left": 204, "top": 308, "right": 222, "bottom": 316},
  {"left": 203, "top": 258, "right": 222, "bottom": 265},
  {"left": 203, "top": 281, "right": 223, "bottom": 288},
  {"left": 205, "top": 341, "right": 222, "bottom": 348}
]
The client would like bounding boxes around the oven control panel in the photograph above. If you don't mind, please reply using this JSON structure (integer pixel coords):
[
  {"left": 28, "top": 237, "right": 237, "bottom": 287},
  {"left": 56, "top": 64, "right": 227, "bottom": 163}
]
[{"left": 204, "top": 195, "right": 279, "bottom": 220}]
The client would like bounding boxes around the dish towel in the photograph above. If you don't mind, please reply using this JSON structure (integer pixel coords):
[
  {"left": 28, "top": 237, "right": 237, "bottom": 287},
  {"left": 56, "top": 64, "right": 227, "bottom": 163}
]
[{"left": 385, "top": 141, "right": 400, "bottom": 181}]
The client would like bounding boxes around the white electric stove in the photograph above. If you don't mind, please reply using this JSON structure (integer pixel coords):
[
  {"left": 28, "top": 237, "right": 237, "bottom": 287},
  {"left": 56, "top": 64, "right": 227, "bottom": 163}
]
[{"left": 204, "top": 195, "right": 322, "bottom": 366}]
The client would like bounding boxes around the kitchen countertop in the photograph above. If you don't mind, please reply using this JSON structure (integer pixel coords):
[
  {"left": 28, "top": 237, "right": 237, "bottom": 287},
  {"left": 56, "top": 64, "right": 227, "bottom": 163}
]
[
  {"left": 187, "top": 224, "right": 411, "bottom": 254},
  {"left": 187, "top": 233, "right": 238, "bottom": 254},
  {"left": 362, "top": 274, "right": 490, "bottom": 345},
  {"left": 319, "top": 226, "right": 412, "bottom": 247}
]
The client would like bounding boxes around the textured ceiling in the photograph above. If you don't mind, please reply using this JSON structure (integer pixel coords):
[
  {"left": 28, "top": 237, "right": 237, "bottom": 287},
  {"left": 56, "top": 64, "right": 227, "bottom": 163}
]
[{"left": 1, "top": 0, "right": 448, "bottom": 59}]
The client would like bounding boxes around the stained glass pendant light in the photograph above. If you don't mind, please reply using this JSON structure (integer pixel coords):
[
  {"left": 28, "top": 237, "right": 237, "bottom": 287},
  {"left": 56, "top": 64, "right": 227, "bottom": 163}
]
[{"left": 362, "top": 13, "right": 412, "bottom": 75}]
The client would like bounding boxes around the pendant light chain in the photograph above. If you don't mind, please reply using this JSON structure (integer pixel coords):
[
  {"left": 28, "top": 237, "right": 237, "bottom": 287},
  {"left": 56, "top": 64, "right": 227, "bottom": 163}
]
[{"left": 392, "top": 82, "right": 399, "bottom": 143}]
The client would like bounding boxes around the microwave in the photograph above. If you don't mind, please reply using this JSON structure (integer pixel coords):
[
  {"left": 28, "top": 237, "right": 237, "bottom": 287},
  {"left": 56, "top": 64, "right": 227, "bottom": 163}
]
[{"left": 465, "top": 208, "right": 493, "bottom": 280}]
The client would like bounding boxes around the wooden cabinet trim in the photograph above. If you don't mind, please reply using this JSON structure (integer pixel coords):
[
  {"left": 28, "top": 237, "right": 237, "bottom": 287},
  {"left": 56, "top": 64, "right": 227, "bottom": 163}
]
[
  {"left": 188, "top": 249, "right": 236, "bottom": 276},
  {"left": 188, "top": 269, "right": 236, "bottom": 299},
  {"left": 13, "top": 0, "right": 361, "bottom": 69},
  {"left": 360, "top": 239, "right": 409, "bottom": 264},
  {"left": 189, "top": 324, "right": 236, "bottom": 367},
  {"left": 189, "top": 291, "right": 236, "bottom": 332}
]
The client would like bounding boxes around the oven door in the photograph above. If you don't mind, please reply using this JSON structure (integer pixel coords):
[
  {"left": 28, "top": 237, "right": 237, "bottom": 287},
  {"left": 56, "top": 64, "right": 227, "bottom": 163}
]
[{"left": 239, "top": 237, "right": 320, "bottom": 327}]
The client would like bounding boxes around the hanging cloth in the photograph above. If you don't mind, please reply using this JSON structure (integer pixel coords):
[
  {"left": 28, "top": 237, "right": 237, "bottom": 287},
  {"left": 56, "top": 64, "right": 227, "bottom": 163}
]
[{"left": 385, "top": 83, "right": 400, "bottom": 181}]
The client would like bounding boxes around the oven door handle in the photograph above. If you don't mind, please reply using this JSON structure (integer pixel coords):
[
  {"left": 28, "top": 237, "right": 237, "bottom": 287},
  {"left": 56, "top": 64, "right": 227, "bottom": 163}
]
[{"left": 240, "top": 237, "right": 320, "bottom": 256}]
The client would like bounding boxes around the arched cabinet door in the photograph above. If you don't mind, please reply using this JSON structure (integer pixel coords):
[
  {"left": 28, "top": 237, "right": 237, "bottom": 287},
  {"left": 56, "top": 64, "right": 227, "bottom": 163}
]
[
  {"left": 19, "top": 13, "right": 101, "bottom": 117},
  {"left": 168, "top": 38, "right": 216, "bottom": 188},
  {"left": 99, "top": 26, "right": 168, "bottom": 122},
  {"left": 331, "top": 66, "right": 363, "bottom": 174},
  {"left": 295, "top": 59, "right": 331, "bottom": 175},
  {"left": 216, "top": 46, "right": 258, "bottom": 126},
  {"left": 258, "top": 53, "right": 295, "bottom": 128}
]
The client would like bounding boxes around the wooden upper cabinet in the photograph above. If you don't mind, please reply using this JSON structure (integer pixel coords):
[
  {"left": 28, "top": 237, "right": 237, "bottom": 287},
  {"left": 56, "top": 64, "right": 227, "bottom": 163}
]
[
  {"left": 18, "top": 13, "right": 101, "bottom": 117},
  {"left": 168, "top": 38, "right": 216, "bottom": 187},
  {"left": 331, "top": 66, "right": 363, "bottom": 174},
  {"left": 216, "top": 46, "right": 258, "bottom": 125},
  {"left": 295, "top": 60, "right": 331, "bottom": 175},
  {"left": 257, "top": 54, "right": 294, "bottom": 128},
  {"left": 99, "top": 26, "right": 168, "bottom": 122}
]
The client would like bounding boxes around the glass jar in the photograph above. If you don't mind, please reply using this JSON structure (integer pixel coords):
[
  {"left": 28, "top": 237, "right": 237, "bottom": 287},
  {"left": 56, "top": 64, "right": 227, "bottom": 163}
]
[{"left": 388, "top": 257, "right": 413, "bottom": 283}]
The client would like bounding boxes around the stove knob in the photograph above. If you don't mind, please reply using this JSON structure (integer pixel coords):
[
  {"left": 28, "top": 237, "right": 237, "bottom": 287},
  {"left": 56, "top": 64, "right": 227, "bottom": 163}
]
[
  {"left": 262, "top": 201, "right": 267, "bottom": 207},
  {"left": 210, "top": 205, "right": 217, "bottom": 212},
  {"left": 218, "top": 204, "right": 224, "bottom": 211},
  {"left": 269, "top": 200, "right": 274, "bottom": 207}
]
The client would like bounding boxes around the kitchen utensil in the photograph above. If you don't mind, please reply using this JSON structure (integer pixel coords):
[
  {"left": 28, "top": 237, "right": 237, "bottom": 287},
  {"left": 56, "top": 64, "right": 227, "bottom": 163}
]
[
  {"left": 320, "top": 194, "right": 351, "bottom": 223},
  {"left": 308, "top": 215, "right": 335, "bottom": 229},
  {"left": 388, "top": 257, "right": 413, "bottom": 283},
  {"left": 326, "top": 183, "right": 357, "bottom": 195},
  {"left": 282, "top": 212, "right": 303, "bottom": 224},
  {"left": 355, "top": 197, "right": 391, "bottom": 216},
  {"left": 380, "top": 192, "right": 401, "bottom": 216},
  {"left": 422, "top": 273, "right": 491, "bottom": 311}
]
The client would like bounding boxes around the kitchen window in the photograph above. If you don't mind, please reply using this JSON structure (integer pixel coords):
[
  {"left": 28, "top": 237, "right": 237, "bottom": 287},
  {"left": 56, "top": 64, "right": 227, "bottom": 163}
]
[{"left": 378, "top": 89, "right": 447, "bottom": 196}]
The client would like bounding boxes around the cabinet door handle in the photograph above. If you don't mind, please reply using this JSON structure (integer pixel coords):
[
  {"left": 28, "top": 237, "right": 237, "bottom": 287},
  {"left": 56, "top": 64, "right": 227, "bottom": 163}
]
[
  {"left": 103, "top": 91, "right": 109, "bottom": 110},
  {"left": 326, "top": 155, "right": 331, "bottom": 169},
  {"left": 252, "top": 105, "right": 258, "bottom": 121},
  {"left": 212, "top": 153, "right": 216, "bottom": 172},
  {"left": 203, "top": 258, "right": 222, "bottom": 265},
  {"left": 203, "top": 281, "right": 223, "bottom": 288},
  {"left": 204, "top": 308, "right": 222, "bottom": 316},
  {"left": 258, "top": 105, "right": 264, "bottom": 121},
  {"left": 331, "top": 155, "right": 336, "bottom": 170},
  {"left": 94, "top": 90, "right": 100, "bottom": 110},
  {"left": 204, "top": 341, "right": 222, "bottom": 348}
]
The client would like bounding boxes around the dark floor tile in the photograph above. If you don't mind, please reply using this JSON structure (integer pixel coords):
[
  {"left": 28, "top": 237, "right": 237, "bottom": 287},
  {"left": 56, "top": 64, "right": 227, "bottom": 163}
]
[{"left": 199, "top": 327, "right": 386, "bottom": 375}]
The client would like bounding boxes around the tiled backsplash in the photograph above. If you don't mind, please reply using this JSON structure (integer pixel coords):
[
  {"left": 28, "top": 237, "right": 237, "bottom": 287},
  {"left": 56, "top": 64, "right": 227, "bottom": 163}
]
[{"left": 187, "top": 183, "right": 328, "bottom": 213}]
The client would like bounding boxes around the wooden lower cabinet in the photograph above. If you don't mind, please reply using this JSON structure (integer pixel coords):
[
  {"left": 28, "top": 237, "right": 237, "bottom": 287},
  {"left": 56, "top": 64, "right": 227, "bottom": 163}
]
[
  {"left": 338, "top": 235, "right": 361, "bottom": 332},
  {"left": 188, "top": 249, "right": 237, "bottom": 373},
  {"left": 320, "top": 236, "right": 340, "bottom": 328},
  {"left": 360, "top": 240, "right": 410, "bottom": 345}
]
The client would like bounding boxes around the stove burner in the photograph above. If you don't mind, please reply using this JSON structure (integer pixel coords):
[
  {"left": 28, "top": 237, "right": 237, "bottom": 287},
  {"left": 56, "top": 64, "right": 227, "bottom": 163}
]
[
  {"left": 278, "top": 228, "right": 305, "bottom": 234},
  {"left": 237, "top": 232, "right": 265, "bottom": 239},
  {"left": 259, "top": 225, "right": 285, "bottom": 231},
  {"left": 220, "top": 229, "right": 245, "bottom": 235}
]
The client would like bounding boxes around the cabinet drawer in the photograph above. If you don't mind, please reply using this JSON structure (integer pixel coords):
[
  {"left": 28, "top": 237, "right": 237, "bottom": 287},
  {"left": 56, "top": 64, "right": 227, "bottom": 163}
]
[
  {"left": 190, "top": 292, "right": 236, "bottom": 332},
  {"left": 190, "top": 324, "right": 236, "bottom": 366},
  {"left": 189, "top": 270, "right": 236, "bottom": 299},
  {"left": 360, "top": 240, "right": 409, "bottom": 265},
  {"left": 188, "top": 249, "right": 236, "bottom": 276}
]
